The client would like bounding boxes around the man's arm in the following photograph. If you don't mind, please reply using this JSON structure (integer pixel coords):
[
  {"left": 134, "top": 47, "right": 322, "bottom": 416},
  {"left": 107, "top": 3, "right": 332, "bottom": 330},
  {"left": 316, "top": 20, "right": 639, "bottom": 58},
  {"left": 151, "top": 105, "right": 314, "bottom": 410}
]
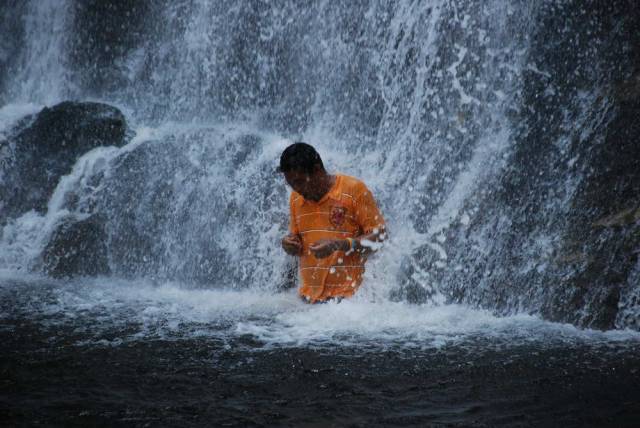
[
  {"left": 307, "top": 227, "right": 386, "bottom": 258},
  {"left": 349, "top": 226, "right": 387, "bottom": 256},
  {"left": 282, "top": 233, "right": 302, "bottom": 256},
  {"left": 351, "top": 182, "right": 386, "bottom": 256},
  {"left": 282, "top": 193, "right": 302, "bottom": 256}
]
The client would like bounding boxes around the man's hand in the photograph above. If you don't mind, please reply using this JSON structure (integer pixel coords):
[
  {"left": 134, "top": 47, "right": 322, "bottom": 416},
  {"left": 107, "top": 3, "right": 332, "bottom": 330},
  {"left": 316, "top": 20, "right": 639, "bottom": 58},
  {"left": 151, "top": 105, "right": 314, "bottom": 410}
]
[
  {"left": 282, "top": 234, "right": 302, "bottom": 256},
  {"left": 309, "top": 238, "right": 349, "bottom": 259}
]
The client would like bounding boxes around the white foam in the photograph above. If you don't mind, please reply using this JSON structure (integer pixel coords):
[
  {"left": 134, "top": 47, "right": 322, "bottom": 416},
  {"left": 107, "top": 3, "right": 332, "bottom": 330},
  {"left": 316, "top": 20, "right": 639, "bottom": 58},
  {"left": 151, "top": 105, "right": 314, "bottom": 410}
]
[
  {"left": 2, "top": 275, "right": 638, "bottom": 349},
  {"left": 0, "top": 103, "right": 42, "bottom": 136}
]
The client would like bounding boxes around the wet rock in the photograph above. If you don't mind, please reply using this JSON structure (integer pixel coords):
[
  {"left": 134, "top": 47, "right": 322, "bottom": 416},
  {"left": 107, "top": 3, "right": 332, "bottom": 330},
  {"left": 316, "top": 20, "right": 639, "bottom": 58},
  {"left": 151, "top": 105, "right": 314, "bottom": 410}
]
[
  {"left": 592, "top": 206, "right": 640, "bottom": 228},
  {"left": 437, "top": 2, "right": 640, "bottom": 330},
  {"left": 0, "top": 101, "right": 127, "bottom": 223},
  {"left": 70, "top": 1, "right": 153, "bottom": 94},
  {"left": 391, "top": 255, "right": 438, "bottom": 304},
  {"left": 553, "top": 96, "right": 640, "bottom": 329},
  {"left": 43, "top": 214, "right": 110, "bottom": 278},
  {"left": 613, "top": 72, "right": 640, "bottom": 103},
  {"left": 276, "top": 257, "right": 298, "bottom": 292},
  {"left": 0, "top": 2, "right": 27, "bottom": 100}
]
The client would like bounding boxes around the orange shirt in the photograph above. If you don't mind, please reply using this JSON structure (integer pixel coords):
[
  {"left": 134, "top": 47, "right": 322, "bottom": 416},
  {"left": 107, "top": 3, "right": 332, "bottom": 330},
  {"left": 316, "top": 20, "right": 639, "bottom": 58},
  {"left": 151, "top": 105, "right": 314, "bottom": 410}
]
[{"left": 288, "top": 174, "right": 385, "bottom": 302}]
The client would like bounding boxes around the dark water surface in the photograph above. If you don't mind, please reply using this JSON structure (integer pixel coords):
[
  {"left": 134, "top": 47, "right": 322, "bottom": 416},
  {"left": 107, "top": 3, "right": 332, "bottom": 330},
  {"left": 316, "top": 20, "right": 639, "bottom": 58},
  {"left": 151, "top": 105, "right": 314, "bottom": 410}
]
[{"left": 1, "top": 278, "right": 640, "bottom": 427}]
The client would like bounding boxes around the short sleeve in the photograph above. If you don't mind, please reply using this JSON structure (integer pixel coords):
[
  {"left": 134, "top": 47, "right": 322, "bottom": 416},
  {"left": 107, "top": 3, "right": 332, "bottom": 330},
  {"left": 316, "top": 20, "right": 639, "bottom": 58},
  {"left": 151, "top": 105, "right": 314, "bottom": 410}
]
[
  {"left": 288, "top": 193, "right": 300, "bottom": 235},
  {"left": 354, "top": 183, "right": 385, "bottom": 234}
]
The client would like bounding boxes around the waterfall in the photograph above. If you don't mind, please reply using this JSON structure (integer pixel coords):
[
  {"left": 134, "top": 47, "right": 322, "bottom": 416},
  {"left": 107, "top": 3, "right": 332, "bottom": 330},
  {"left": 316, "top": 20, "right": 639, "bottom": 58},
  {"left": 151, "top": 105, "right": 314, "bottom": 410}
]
[{"left": 0, "top": 0, "right": 638, "bottom": 330}]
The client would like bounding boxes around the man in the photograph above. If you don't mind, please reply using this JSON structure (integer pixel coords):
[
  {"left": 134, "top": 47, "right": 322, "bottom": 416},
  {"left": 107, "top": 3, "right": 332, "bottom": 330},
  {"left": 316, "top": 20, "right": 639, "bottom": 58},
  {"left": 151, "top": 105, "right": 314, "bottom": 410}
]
[{"left": 279, "top": 142, "right": 386, "bottom": 303}]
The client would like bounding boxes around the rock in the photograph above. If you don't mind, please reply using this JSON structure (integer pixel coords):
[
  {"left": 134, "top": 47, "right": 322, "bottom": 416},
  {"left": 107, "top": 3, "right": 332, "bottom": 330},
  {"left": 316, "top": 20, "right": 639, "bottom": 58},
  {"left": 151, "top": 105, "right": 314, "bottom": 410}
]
[
  {"left": 554, "top": 96, "right": 640, "bottom": 329},
  {"left": 390, "top": 256, "right": 438, "bottom": 304},
  {"left": 434, "top": 3, "right": 640, "bottom": 330},
  {"left": 43, "top": 214, "right": 110, "bottom": 278},
  {"left": 614, "top": 72, "right": 640, "bottom": 103},
  {"left": 553, "top": 251, "right": 589, "bottom": 267},
  {"left": 0, "top": 101, "right": 127, "bottom": 223},
  {"left": 593, "top": 206, "right": 640, "bottom": 228},
  {"left": 276, "top": 257, "right": 298, "bottom": 292}
]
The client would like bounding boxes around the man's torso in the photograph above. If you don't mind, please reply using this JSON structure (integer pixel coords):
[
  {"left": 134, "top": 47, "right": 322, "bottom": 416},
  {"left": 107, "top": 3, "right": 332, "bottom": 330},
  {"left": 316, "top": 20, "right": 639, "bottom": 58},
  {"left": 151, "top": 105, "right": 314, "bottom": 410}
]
[{"left": 289, "top": 174, "right": 384, "bottom": 302}]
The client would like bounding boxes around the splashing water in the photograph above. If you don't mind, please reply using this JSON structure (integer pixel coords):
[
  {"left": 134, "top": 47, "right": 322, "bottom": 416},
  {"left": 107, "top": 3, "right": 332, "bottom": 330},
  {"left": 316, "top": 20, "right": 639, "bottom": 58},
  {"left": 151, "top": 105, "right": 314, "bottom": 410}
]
[{"left": 0, "top": 0, "right": 638, "bottom": 338}]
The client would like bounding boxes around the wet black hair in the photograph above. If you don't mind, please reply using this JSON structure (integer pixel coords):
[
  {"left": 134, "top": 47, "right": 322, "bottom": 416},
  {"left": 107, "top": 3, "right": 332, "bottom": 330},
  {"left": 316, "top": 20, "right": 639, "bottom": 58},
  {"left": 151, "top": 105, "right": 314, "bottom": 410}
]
[{"left": 278, "top": 142, "right": 325, "bottom": 174}]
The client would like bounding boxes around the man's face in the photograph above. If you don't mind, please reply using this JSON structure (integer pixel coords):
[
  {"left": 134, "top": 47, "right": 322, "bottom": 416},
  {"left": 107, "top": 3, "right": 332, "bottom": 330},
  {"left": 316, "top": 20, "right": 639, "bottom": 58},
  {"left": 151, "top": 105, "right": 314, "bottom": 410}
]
[{"left": 284, "top": 169, "right": 316, "bottom": 199}]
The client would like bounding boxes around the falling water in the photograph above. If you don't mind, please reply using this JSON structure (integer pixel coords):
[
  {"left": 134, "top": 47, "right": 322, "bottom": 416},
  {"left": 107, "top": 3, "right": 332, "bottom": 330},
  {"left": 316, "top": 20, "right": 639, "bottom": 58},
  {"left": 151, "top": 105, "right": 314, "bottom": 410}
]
[{"left": 0, "top": 0, "right": 638, "bottom": 337}]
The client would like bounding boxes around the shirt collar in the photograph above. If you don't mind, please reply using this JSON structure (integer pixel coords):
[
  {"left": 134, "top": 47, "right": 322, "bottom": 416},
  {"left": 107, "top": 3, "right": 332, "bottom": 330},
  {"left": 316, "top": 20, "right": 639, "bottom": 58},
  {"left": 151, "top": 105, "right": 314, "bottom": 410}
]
[{"left": 301, "top": 174, "right": 342, "bottom": 206}]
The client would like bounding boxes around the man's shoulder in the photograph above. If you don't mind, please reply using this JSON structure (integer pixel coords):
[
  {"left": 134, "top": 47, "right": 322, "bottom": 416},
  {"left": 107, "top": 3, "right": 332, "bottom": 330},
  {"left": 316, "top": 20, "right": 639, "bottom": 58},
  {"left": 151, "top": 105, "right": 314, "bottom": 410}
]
[
  {"left": 290, "top": 191, "right": 303, "bottom": 204},
  {"left": 338, "top": 174, "right": 369, "bottom": 196}
]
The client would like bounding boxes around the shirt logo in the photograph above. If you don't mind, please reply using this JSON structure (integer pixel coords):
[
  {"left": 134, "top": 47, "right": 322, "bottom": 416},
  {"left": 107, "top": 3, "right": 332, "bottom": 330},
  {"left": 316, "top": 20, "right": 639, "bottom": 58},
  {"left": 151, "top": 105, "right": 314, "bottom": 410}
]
[{"left": 330, "top": 205, "right": 346, "bottom": 227}]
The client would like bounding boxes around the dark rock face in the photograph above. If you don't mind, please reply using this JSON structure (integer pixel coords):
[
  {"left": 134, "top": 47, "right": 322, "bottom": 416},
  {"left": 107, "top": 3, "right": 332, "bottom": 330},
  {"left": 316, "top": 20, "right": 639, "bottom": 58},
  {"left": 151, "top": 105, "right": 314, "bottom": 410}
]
[
  {"left": 424, "top": 1, "right": 640, "bottom": 330},
  {"left": 70, "top": 0, "right": 154, "bottom": 95},
  {"left": 497, "top": 4, "right": 640, "bottom": 329},
  {"left": 88, "top": 131, "right": 283, "bottom": 287},
  {"left": 95, "top": 138, "right": 186, "bottom": 280},
  {"left": 43, "top": 214, "right": 110, "bottom": 278},
  {"left": 0, "top": 1, "right": 27, "bottom": 105},
  {"left": 543, "top": 94, "right": 640, "bottom": 329},
  {"left": 0, "top": 101, "right": 127, "bottom": 223}
]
